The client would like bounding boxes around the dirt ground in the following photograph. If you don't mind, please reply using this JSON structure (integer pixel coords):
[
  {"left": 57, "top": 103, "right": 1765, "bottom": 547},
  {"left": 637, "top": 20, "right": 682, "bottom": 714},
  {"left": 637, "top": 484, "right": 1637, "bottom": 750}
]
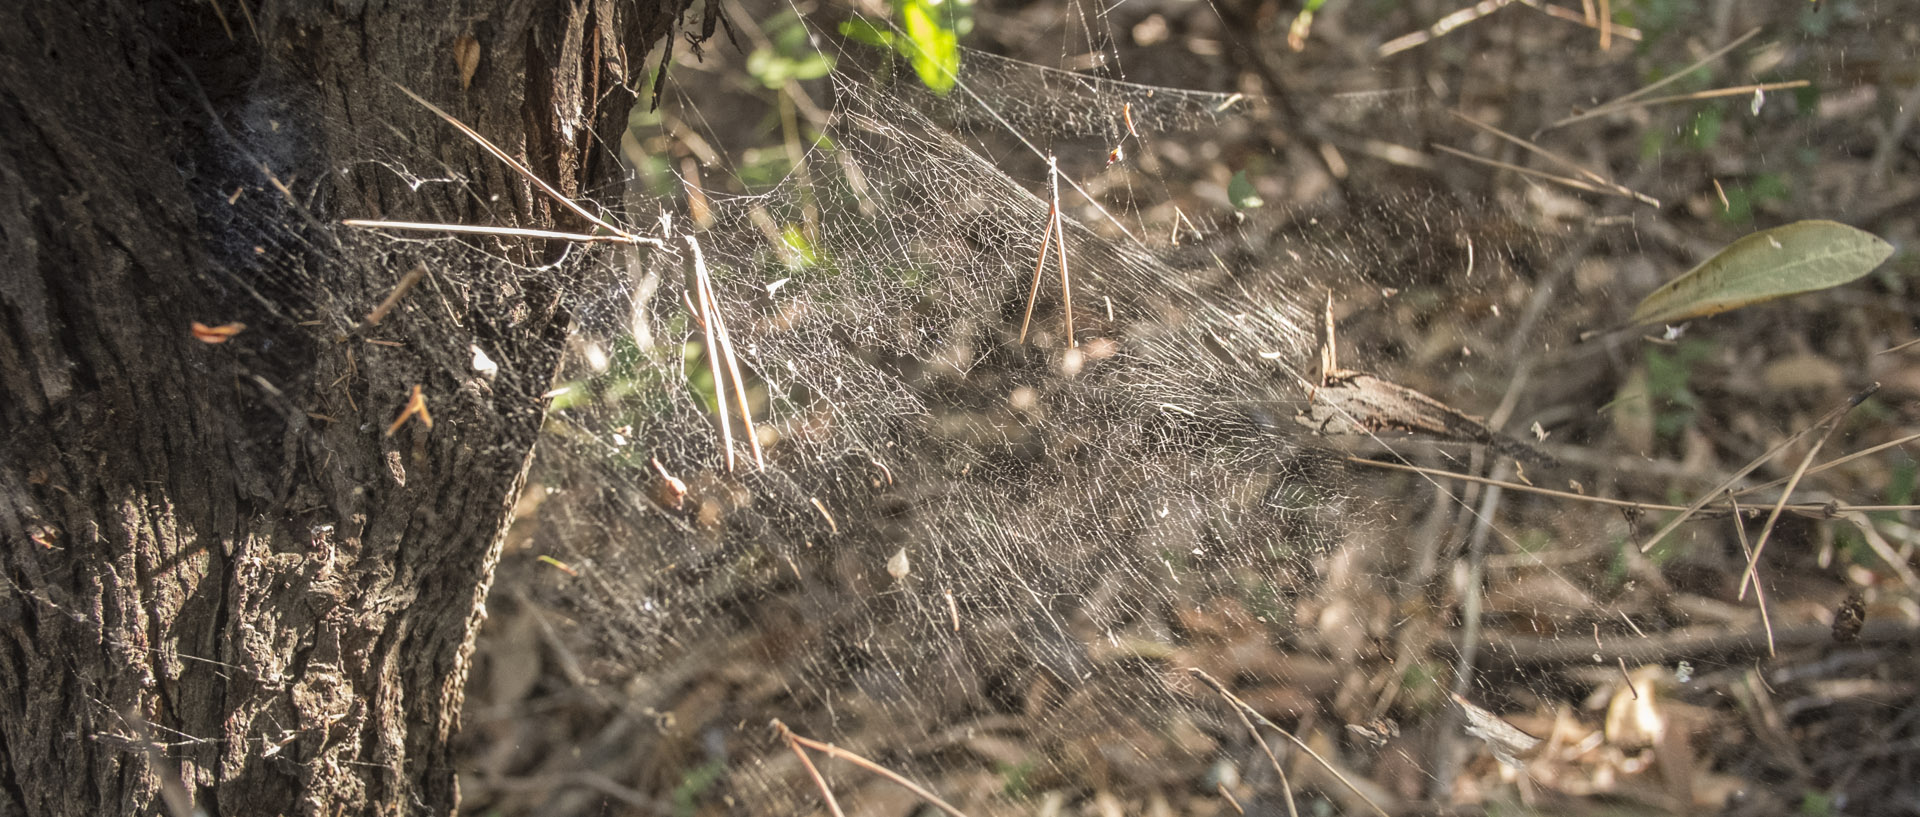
[{"left": 455, "top": 0, "right": 1920, "bottom": 814}]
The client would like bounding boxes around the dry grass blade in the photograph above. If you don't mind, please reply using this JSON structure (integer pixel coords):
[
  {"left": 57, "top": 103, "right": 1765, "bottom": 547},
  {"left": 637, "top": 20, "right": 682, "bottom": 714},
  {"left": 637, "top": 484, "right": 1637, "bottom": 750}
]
[
  {"left": 339, "top": 220, "right": 644, "bottom": 244},
  {"left": 1728, "top": 495, "right": 1777, "bottom": 656},
  {"left": 1640, "top": 384, "right": 1877, "bottom": 554},
  {"left": 1518, "top": 0, "right": 1641, "bottom": 41},
  {"left": 1737, "top": 414, "right": 1847, "bottom": 600},
  {"left": 1188, "top": 669, "right": 1392, "bottom": 817},
  {"left": 1053, "top": 177, "right": 1076, "bottom": 349},
  {"left": 1221, "top": 683, "right": 1301, "bottom": 817},
  {"left": 1019, "top": 201, "right": 1056, "bottom": 344},
  {"left": 1609, "top": 80, "right": 1810, "bottom": 112},
  {"left": 1734, "top": 429, "right": 1920, "bottom": 498},
  {"left": 685, "top": 234, "right": 764, "bottom": 472},
  {"left": 1379, "top": 0, "right": 1518, "bottom": 57},
  {"left": 1447, "top": 110, "right": 1660, "bottom": 205},
  {"left": 1544, "top": 26, "right": 1761, "bottom": 131},
  {"left": 389, "top": 84, "right": 645, "bottom": 243},
  {"left": 1353, "top": 455, "right": 1920, "bottom": 520},
  {"left": 365, "top": 264, "right": 429, "bottom": 326},
  {"left": 771, "top": 720, "right": 972, "bottom": 817},
  {"left": 689, "top": 235, "right": 765, "bottom": 470},
  {"left": 1433, "top": 145, "right": 1659, "bottom": 206},
  {"left": 1836, "top": 511, "right": 1920, "bottom": 589},
  {"left": 779, "top": 725, "right": 848, "bottom": 817}
]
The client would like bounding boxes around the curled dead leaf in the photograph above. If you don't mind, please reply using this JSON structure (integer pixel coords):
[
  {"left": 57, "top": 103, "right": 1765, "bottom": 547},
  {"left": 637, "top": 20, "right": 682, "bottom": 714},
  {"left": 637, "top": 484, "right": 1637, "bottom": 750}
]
[
  {"left": 191, "top": 321, "right": 246, "bottom": 343},
  {"left": 453, "top": 33, "right": 481, "bottom": 90}
]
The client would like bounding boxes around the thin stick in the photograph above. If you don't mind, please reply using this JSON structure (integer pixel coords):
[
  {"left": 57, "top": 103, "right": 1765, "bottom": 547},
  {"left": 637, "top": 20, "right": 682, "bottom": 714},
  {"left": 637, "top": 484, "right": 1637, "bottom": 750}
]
[
  {"left": 341, "top": 219, "right": 645, "bottom": 244},
  {"left": 1379, "top": 0, "right": 1518, "bottom": 57},
  {"left": 365, "top": 264, "right": 429, "bottom": 326},
  {"left": 687, "top": 238, "right": 734, "bottom": 472},
  {"left": 1188, "top": 669, "right": 1391, "bottom": 817},
  {"left": 1019, "top": 201, "right": 1056, "bottom": 344},
  {"left": 1839, "top": 511, "right": 1920, "bottom": 588},
  {"left": 1544, "top": 27, "right": 1762, "bottom": 130},
  {"left": 1640, "top": 384, "right": 1876, "bottom": 554},
  {"left": 1596, "top": 80, "right": 1811, "bottom": 115},
  {"left": 688, "top": 235, "right": 765, "bottom": 470},
  {"left": 1218, "top": 783, "right": 1246, "bottom": 814},
  {"left": 1349, "top": 455, "right": 1920, "bottom": 519},
  {"left": 779, "top": 726, "right": 848, "bottom": 817},
  {"left": 1221, "top": 678, "right": 1301, "bottom": 817},
  {"left": 385, "top": 384, "right": 433, "bottom": 436},
  {"left": 1617, "top": 657, "right": 1638, "bottom": 699},
  {"left": 1451, "top": 109, "right": 1611, "bottom": 185},
  {"left": 1050, "top": 160, "right": 1076, "bottom": 349},
  {"left": 1519, "top": 0, "right": 1642, "bottom": 41},
  {"left": 1736, "top": 399, "right": 1854, "bottom": 598},
  {"left": 1728, "top": 495, "right": 1777, "bottom": 657},
  {"left": 1350, "top": 457, "right": 1687, "bottom": 512},
  {"left": 771, "top": 721, "right": 972, "bottom": 817},
  {"left": 1447, "top": 110, "right": 1657, "bottom": 206},
  {"left": 1734, "top": 430, "right": 1920, "bottom": 497},
  {"left": 1433, "top": 145, "right": 1659, "bottom": 206}
]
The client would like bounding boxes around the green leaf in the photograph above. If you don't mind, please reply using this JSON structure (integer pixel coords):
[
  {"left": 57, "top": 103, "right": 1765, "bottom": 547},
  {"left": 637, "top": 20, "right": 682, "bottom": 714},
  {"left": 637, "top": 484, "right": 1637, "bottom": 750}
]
[
  {"left": 839, "top": 18, "right": 894, "bottom": 48},
  {"left": 1228, "top": 170, "right": 1264, "bottom": 209},
  {"left": 1628, "top": 220, "right": 1893, "bottom": 327},
  {"left": 899, "top": 0, "right": 959, "bottom": 94}
]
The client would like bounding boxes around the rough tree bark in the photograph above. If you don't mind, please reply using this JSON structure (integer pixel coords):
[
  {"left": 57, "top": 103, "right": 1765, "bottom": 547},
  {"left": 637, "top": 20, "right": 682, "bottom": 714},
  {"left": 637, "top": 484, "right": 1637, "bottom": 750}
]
[{"left": 0, "top": 1, "right": 698, "bottom": 814}]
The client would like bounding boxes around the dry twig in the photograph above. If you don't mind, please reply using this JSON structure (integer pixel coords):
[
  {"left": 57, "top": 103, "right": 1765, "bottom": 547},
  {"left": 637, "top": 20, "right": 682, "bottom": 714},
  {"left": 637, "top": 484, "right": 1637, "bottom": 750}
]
[{"left": 772, "top": 720, "right": 971, "bottom": 817}]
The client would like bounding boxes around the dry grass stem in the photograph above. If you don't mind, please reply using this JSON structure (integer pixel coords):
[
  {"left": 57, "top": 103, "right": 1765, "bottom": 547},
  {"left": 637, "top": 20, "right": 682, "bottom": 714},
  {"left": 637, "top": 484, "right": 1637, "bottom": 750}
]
[
  {"left": 1728, "top": 495, "right": 1778, "bottom": 656},
  {"left": 1352, "top": 452, "right": 1920, "bottom": 521},
  {"left": 1379, "top": 0, "right": 1518, "bottom": 57},
  {"left": 391, "top": 85, "right": 650, "bottom": 244},
  {"left": 1020, "top": 159, "right": 1077, "bottom": 348},
  {"left": 686, "top": 234, "right": 763, "bottom": 471},
  {"left": 1054, "top": 185, "right": 1077, "bottom": 348},
  {"left": 1640, "top": 384, "right": 1876, "bottom": 554},
  {"left": 1610, "top": 80, "right": 1811, "bottom": 112},
  {"left": 1019, "top": 200, "right": 1056, "bottom": 343},
  {"left": 1217, "top": 783, "right": 1246, "bottom": 814},
  {"left": 1838, "top": 511, "right": 1920, "bottom": 589},
  {"left": 1737, "top": 401, "right": 1853, "bottom": 599},
  {"left": 1188, "top": 669, "right": 1392, "bottom": 817},
  {"left": 771, "top": 720, "right": 972, "bottom": 817},
  {"left": 343, "top": 85, "right": 665, "bottom": 252},
  {"left": 340, "top": 220, "right": 647, "bottom": 244},
  {"left": 385, "top": 384, "right": 432, "bottom": 436},
  {"left": 1734, "top": 429, "right": 1920, "bottom": 497},
  {"left": 1521, "top": 0, "right": 1641, "bottom": 41},
  {"left": 1447, "top": 110, "right": 1660, "bottom": 205},
  {"left": 1545, "top": 26, "right": 1761, "bottom": 131},
  {"left": 781, "top": 726, "right": 849, "bottom": 817},
  {"left": 365, "top": 264, "right": 429, "bottom": 326},
  {"left": 1433, "top": 144, "right": 1659, "bottom": 206}
]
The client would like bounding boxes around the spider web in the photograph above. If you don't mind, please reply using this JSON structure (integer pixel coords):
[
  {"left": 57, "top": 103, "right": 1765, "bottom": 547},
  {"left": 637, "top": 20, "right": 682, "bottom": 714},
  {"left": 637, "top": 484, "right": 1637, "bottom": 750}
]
[
  {"left": 308, "top": 11, "right": 1648, "bottom": 816},
  {"left": 444, "top": 28, "right": 1585, "bottom": 811}
]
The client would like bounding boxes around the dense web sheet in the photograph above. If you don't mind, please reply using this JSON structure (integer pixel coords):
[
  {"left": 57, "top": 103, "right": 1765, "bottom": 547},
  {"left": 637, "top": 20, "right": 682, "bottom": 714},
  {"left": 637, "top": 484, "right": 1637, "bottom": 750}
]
[
  {"left": 460, "top": 38, "right": 1573, "bottom": 812},
  {"left": 335, "top": 22, "right": 1598, "bottom": 816}
]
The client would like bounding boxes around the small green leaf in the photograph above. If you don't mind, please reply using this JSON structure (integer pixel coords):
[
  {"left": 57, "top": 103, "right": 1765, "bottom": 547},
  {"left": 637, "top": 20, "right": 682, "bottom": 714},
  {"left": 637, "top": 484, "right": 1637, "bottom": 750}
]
[
  {"left": 1228, "top": 170, "right": 1264, "bottom": 209},
  {"left": 1628, "top": 220, "right": 1893, "bottom": 327},
  {"left": 839, "top": 18, "right": 894, "bottom": 48},
  {"left": 899, "top": 0, "right": 959, "bottom": 94}
]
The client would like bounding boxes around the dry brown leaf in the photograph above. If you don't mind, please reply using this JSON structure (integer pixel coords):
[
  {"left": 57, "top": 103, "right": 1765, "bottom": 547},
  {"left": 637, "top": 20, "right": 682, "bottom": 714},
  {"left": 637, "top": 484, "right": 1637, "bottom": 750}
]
[
  {"left": 190, "top": 321, "right": 246, "bottom": 343},
  {"left": 453, "top": 33, "right": 481, "bottom": 90}
]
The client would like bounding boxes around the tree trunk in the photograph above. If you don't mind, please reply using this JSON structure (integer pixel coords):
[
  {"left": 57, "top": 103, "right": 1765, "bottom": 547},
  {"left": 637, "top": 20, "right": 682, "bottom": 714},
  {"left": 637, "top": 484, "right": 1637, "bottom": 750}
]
[{"left": 0, "top": 1, "right": 692, "bottom": 814}]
